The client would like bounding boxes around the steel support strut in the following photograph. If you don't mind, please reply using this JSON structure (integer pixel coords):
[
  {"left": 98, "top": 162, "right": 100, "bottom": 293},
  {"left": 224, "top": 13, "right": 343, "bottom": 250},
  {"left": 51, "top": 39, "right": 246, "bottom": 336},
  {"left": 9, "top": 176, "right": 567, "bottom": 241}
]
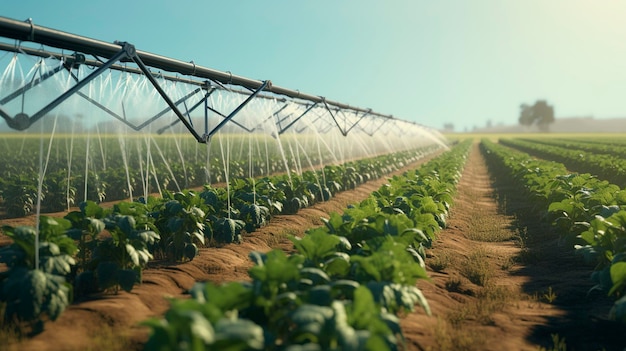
[
  {"left": 344, "top": 109, "right": 371, "bottom": 135},
  {"left": 157, "top": 87, "right": 216, "bottom": 134},
  {"left": 320, "top": 99, "right": 344, "bottom": 136},
  {"left": 278, "top": 102, "right": 318, "bottom": 135},
  {"left": 0, "top": 62, "right": 66, "bottom": 105},
  {"left": 67, "top": 62, "right": 205, "bottom": 132},
  {"left": 1, "top": 45, "right": 131, "bottom": 130},
  {"left": 203, "top": 80, "right": 271, "bottom": 142}
]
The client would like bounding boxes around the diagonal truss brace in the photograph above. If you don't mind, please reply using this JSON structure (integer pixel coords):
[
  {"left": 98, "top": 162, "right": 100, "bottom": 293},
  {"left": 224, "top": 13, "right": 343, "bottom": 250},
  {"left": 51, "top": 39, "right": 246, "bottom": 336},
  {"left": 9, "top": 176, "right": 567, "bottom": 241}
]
[
  {"left": 278, "top": 102, "right": 318, "bottom": 135},
  {"left": 343, "top": 109, "right": 371, "bottom": 135},
  {"left": 0, "top": 48, "right": 130, "bottom": 130},
  {"left": 320, "top": 98, "right": 371, "bottom": 137},
  {"left": 205, "top": 105, "right": 255, "bottom": 133},
  {"left": 256, "top": 103, "right": 290, "bottom": 131},
  {"left": 356, "top": 115, "right": 390, "bottom": 137},
  {"left": 202, "top": 80, "right": 270, "bottom": 142},
  {"left": 69, "top": 73, "right": 205, "bottom": 132},
  {"left": 0, "top": 41, "right": 211, "bottom": 143},
  {"left": 156, "top": 87, "right": 215, "bottom": 134},
  {"left": 0, "top": 60, "right": 66, "bottom": 106},
  {"left": 295, "top": 110, "right": 326, "bottom": 134}
]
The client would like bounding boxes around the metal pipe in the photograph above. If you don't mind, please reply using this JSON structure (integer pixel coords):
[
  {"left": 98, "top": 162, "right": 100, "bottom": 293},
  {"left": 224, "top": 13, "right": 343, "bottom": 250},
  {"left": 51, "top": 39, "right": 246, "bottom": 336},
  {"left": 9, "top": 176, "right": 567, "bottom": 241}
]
[
  {"left": 0, "top": 42, "right": 297, "bottom": 106},
  {"left": 0, "top": 16, "right": 397, "bottom": 122}
]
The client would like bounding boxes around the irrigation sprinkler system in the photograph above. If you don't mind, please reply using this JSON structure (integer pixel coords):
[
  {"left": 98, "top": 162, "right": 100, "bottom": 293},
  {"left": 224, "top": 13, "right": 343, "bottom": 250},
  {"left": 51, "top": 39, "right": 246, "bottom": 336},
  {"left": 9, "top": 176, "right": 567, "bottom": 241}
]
[{"left": 0, "top": 16, "right": 440, "bottom": 143}]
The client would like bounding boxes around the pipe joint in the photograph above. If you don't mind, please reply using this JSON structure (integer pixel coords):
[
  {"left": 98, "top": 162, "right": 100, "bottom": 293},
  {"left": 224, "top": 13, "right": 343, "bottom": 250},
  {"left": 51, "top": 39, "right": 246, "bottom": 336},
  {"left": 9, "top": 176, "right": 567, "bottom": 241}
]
[
  {"left": 114, "top": 41, "right": 136, "bottom": 58},
  {"left": 63, "top": 52, "right": 85, "bottom": 70},
  {"left": 7, "top": 112, "right": 31, "bottom": 130}
]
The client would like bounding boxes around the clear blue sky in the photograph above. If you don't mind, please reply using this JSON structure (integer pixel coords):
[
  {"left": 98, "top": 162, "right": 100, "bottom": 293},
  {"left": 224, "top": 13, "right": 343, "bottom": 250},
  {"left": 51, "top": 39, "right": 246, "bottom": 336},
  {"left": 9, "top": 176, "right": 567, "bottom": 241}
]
[{"left": 2, "top": 1, "right": 626, "bottom": 131}]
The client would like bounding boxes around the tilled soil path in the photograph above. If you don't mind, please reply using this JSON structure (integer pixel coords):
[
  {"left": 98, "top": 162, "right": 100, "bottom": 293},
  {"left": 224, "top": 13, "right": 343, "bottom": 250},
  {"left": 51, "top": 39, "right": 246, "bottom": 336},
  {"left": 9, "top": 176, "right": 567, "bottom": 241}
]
[{"left": 401, "top": 142, "right": 623, "bottom": 351}]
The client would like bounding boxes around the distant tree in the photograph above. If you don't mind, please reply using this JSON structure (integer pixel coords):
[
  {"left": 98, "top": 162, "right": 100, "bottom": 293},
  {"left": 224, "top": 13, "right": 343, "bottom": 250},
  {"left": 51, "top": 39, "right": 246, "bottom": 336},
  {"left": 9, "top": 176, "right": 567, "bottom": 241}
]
[
  {"left": 519, "top": 103, "right": 534, "bottom": 127},
  {"left": 486, "top": 119, "right": 493, "bottom": 128},
  {"left": 518, "top": 100, "right": 555, "bottom": 132},
  {"left": 534, "top": 100, "right": 555, "bottom": 131}
]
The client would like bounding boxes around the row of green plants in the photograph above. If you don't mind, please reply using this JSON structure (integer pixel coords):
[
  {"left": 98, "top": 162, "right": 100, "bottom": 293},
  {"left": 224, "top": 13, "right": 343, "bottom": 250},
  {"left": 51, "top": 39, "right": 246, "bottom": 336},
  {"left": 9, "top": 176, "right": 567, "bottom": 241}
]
[
  {"left": 0, "top": 146, "right": 439, "bottom": 334},
  {"left": 141, "top": 140, "right": 472, "bottom": 351},
  {"left": 499, "top": 138, "right": 626, "bottom": 188},
  {"left": 481, "top": 139, "right": 626, "bottom": 323},
  {"left": 0, "top": 134, "right": 423, "bottom": 217},
  {"left": 560, "top": 136, "right": 626, "bottom": 148},
  {"left": 520, "top": 137, "right": 626, "bottom": 159}
]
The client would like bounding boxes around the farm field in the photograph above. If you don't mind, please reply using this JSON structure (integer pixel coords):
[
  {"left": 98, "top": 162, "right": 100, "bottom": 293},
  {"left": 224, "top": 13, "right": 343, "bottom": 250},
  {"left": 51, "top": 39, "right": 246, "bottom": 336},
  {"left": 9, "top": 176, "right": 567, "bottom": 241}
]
[{"left": 1, "top": 133, "right": 626, "bottom": 350}]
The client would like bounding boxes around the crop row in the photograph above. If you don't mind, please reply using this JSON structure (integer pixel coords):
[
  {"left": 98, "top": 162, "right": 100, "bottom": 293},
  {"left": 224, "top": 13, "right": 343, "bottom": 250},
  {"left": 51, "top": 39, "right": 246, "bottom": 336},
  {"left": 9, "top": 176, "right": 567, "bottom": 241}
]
[
  {"left": 140, "top": 139, "right": 471, "bottom": 351},
  {"left": 499, "top": 138, "right": 626, "bottom": 188},
  {"left": 518, "top": 137, "right": 626, "bottom": 159},
  {"left": 481, "top": 139, "right": 626, "bottom": 323},
  {"left": 560, "top": 136, "right": 626, "bottom": 147},
  {"left": 0, "top": 134, "right": 436, "bottom": 217},
  {"left": 0, "top": 145, "right": 440, "bottom": 334}
]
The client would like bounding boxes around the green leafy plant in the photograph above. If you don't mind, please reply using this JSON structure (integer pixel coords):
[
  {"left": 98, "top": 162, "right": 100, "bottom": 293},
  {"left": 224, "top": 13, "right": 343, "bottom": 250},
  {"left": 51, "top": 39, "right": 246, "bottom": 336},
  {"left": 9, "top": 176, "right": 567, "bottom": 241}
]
[
  {"left": 64, "top": 201, "right": 106, "bottom": 277},
  {"left": 0, "top": 217, "right": 77, "bottom": 333},
  {"left": 2, "top": 174, "right": 39, "bottom": 217},
  {"left": 81, "top": 214, "right": 159, "bottom": 293},
  {"left": 211, "top": 217, "right": 245, "bottom": 244},
  {"left": 153, "top": 191, "right": 206, "bottom": 262}
]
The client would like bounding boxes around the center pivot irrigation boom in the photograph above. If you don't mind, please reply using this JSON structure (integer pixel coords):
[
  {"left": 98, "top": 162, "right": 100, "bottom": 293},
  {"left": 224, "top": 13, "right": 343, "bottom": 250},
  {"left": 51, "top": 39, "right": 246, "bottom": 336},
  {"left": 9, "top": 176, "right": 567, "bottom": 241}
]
[{"left": 0, "top": 16, "right": 433, "bottom": 143}]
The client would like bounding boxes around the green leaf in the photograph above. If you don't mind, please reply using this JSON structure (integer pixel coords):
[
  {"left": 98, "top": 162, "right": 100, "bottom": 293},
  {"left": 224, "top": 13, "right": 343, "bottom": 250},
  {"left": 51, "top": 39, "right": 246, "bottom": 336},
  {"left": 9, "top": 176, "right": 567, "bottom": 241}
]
[
  {"left": 189, "top": 281, "right": 252, "bottom": 312},
  {"left": 213, "top": 318, "right": 264, "bottom": 350},
  {"left": 40, "top": 251, "right": 75, "bottom": 276},
  {"left": 184, "top": 243, "right": 199, "bottom": 260},
  {"left": 609, "top": 262, "right": 626, "bottom": 296},
  {"left": 324, "top": 254, "right": 350, "bottom": 277},
  {"left": 349, "top": 286, "right": 377, "bottom": 329},
  {"left": 167, "top": 217, "right": 184, "bottom": 233},
  {"left": 126, "top": 243, "right": 140, "bottom": 267},
  {"left": 300, "top": 267, "right": 330, "bottom": 286},
  {"left": 118, "top": 215, "right": 136, "bottom": 235},
  {"left": 249, "top": 251, "right": 266, "bottom": 267},
  {"left": 1, "top": 268, "right": 70, "bottom": 324},
  {"left": 81, "top": 200, "right": 104, "bottom": 218},
  {"left": 165, "top": 200, "right": 184, "bottom": 216}
]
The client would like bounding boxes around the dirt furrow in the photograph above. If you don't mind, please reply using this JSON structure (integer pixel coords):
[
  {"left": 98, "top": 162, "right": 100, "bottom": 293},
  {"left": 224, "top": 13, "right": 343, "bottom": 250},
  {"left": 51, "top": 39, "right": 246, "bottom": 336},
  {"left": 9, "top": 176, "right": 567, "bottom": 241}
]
[{"left": 402, "top": 142, "right": 567, "bottom": 351}]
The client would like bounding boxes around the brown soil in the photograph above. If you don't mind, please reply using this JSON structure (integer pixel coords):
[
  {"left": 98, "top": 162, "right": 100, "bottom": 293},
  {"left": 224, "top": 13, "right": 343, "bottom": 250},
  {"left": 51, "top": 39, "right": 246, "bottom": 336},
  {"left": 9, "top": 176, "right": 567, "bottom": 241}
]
[
  {"left": 3, "top": 144, "right": 626, "bottom": 351},
  {"left": 401, "top": 143, "right": 623, "bottom": 351}
]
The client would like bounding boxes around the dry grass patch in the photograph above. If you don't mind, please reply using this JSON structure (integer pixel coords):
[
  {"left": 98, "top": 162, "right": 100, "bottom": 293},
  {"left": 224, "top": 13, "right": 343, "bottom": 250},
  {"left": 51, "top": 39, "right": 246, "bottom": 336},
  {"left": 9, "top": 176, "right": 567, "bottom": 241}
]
[
  {"left": 444, "top": 277, "right": 464, "bottom": 293},
  {"left": 428, "top": 318, "right": 486, "bottom": 351},
  {"left": 264, "top": 229, "right": 295, "bottom": 247},
  {"left": 81, "top": 324, "right": 132, "bottom": 351},
  {"left": 467, "top": 210, "right": 516, "bottom": 242},
  {"left": 429, "top": 250, "right": 453, "bottom": 272},
  {"left": 446, "top": 284, "right": 515, "bottom": 327},
  {"left": 461, "top": 247, "right": 493, "bottom": 286},
  {"left": 66, "top": 325, "right": 133, "bottom": 351}
]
